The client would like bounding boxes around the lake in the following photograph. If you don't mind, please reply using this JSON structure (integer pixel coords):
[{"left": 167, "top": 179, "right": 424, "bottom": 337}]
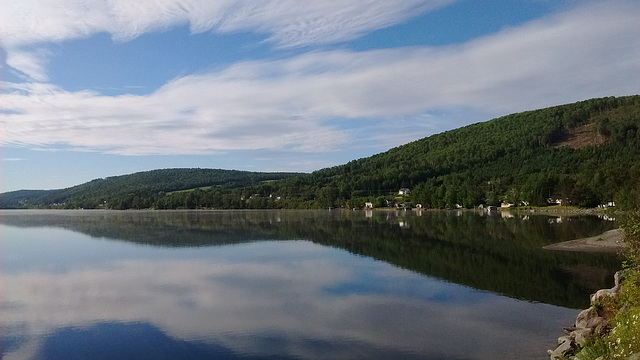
[{"left": 0, "top": 209, "right": 621, "bottom": 359}]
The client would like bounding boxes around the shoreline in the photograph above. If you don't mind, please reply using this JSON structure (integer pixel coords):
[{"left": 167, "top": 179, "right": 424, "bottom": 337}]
[{"left": 543, "top": 229, "right": 627, "bottom": 253}]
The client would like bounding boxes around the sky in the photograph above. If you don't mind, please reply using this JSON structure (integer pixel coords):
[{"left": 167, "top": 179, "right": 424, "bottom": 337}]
[{"left": 0, "top": 0, "right": 638, "bottom": 192}]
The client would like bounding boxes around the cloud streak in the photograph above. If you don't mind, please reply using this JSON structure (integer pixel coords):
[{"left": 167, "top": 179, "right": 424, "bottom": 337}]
[
  {"left": 0, "top": 1, "right": 638, "bottom": 157},
  {"left": 0, "top": 0, "right": 453, "bottom": 80},
  {"left": 2, "top": 0, "right": 453, "bottom": 45}
]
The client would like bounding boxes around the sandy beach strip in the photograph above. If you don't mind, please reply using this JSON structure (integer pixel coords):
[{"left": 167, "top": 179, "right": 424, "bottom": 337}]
[{"left": 543, "top": 229, "right": 627, "bottom": 253}]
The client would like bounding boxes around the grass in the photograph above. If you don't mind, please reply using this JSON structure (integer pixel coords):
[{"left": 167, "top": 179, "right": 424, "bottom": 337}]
[
  {"left": 573, "top": 212, "right": 640, "bottom": 360},
  {"left": 165, "top": 186, "right": 213, "bottom": 195},
  {"left": 506, "top": 205, "right": 600, "bottom": 217},
  {"left": 513, "top": 205, "right": 583, "bottom": 211}
]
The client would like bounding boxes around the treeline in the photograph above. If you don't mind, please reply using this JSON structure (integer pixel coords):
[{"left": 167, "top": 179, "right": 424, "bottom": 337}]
[
  {"left": 223, "top": 95, "right": 639, "bottom": 211},
  {"left": 0, "top": 168, "right": 299, "bottom": 209},
  {"left": 2, "top": 95, "right": 639, "bottom": 210}
]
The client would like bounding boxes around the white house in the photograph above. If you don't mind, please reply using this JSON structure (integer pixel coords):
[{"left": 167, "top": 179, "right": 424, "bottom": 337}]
[
  {"left": 398, "top": 188, "right": 411, "bottom": 195},
  {"left": 598, "top": 201, "right": 616, "bottom": 208}
]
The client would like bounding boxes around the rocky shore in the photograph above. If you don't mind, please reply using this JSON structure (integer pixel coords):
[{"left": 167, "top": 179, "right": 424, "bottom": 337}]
[{"left": 547, "top": 270, "right": 626, "bottom": 359}]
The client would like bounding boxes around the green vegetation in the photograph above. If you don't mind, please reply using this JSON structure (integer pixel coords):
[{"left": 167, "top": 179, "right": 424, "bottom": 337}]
[
  {"left": 1, "top": 95, "right": 639, "bottom": 210},
  {"left": 573, "top": 212, "right": 640, "bottom": 359},
  {"left": 310, "top": 95, "right": 640, "bottom": 211},
  {"left": 0, "top": 168, "right": 299, "bottom": 209}
]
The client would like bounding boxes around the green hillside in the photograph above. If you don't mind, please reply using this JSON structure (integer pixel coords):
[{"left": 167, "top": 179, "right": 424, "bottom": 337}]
[
  {"left": 306, "top": 95, "right": 640, "bottom": 210},
  {"left": 2, "top": 95, "right": 639, "bottom": 210},
  {"left": 259, "top": 95, "right": 640, "bottom": 210},
  {"left": 0, "top": 168, "right": 299, "bottom": 209}
]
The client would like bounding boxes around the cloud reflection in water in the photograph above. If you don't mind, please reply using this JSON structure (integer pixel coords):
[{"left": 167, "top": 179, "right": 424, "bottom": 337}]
[{"left": 2, "top": 233, "right": 572, "bottom": 359}]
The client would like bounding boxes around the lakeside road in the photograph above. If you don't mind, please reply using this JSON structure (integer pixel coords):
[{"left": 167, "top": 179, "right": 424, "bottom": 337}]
[{"left": 543, "top": 229, "right": 627, "bottom": 253}]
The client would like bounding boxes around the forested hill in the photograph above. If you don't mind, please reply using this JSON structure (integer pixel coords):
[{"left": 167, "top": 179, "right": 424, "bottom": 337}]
[
  {"left": 249, "top": 95, "right": 639, "bottom": 210},
  {"left": 0, "top": 168, "right": 299, "bottom": 209},
  {"left": 292, "top": 95, "right": 640, "bottom": 210},
  {"left": 2, "top": 95, "right": 639, "bottom": 210}
]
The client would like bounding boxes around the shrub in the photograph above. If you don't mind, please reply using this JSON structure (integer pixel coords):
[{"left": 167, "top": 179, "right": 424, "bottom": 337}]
[{"left": 574, "top": 212, "right": 640, "bottom": 359}]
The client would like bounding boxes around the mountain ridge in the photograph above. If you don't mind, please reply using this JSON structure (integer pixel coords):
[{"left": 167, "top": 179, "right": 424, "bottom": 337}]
[
  {"left": 0, "top": 168, "right": 300, "bottom": 209},
  {"left": 2, "top": 95, "right": 639, "bottom": 210}
]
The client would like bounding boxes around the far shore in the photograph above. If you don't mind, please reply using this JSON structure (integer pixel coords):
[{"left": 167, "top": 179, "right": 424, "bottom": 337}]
[{"left": 543, "top": 229, "right": 627, "bottom": 253}]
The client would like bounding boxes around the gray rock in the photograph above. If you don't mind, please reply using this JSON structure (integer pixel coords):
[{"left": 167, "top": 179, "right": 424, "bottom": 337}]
[
  {"left": 586, "top": 316, "right": 607, "bottom": 329},
  {"left": 558, "top": 335, "right": 572, "bottom": 346},
  {"left": 549, "top": 270, "right": 632, "bottom": 360},
  {"left": 591, "top": 288, "right": 613, "bottom": 304},
  {"left": 549, "top": 338, "right": 574, "bottom": 360},
  {"left": 571, "top": 327, "right": 593, "bottom": 346},
  {"left": 613, "top": 270, "right": 627, "bottom": 291},
  {"left": 593, "top": 319, "right": 609, "bottom": 336},
  {"left": 576, "top": 307, "right": 599, "bottom": 328},
  {"left": 591, "top": 270, "right": 628, "bottom": 304}
]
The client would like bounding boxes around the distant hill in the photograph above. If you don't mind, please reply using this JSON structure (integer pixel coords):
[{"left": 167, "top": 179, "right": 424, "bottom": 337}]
[
  {"left": 286, "top": 95, "right": 640, "bottom": 210},
  {"left": 0, "top": 168, "right": 300, "bottom": 209},
  {"left": 2, "top": 95, "right": 639, "bottom": 210}
]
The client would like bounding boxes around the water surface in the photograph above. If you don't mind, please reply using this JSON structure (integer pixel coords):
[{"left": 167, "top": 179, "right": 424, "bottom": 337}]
[{"left": 0, "top": 210, "right": 620, "bottom": 359}]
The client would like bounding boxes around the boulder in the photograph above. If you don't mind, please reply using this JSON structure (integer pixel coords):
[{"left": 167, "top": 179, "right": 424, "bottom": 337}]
[
  {"left": 593, "top": 319, "right": 609, "bottom": 336},
  {"left": 557, "top": 335, "right": 572, "bottom": 346},
  {"left": 591, "top": 270, "right": 628, "bottom": 304},
  {"left": 571, "top": 327, "right": 594, "bottom": 346},
  {"left": 549, "top": 270, "right": 632, "bottom": 360},
  {"left": 576, "top": 307, "right": 599, "bottom": 328},
  {"left": 613, "top": 270, "right": 627, "bottom": 292},
  {"left": 549, "top": 338, "right": 574, "bottom": 360},
  {"left": 586, "top": 316, "right": 607, "bottom": 329},
  {"left": 591, "top": 288, "right": 613, "bottom": 304}
]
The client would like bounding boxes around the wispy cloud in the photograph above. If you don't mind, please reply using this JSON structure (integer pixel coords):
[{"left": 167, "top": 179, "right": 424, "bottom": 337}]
[
  {"left": 0, "top": 0, "right": 453, "bottom": 80},
  {"left": 0, "top": 1, "right": 638, "bottom": 156},
  {"left": 1, "top": 0, "right": 453, "bottom": 46},
  {"left": 4, "top": 47, "right": 51, "bottom": 82},
  {"left": 207, "top": 0, "right": 455, "bottom": 48}
]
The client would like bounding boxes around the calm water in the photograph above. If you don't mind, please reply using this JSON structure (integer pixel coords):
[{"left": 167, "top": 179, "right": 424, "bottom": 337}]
[{"left": 0, "top": 210, "right": 621, "bottom": 360}]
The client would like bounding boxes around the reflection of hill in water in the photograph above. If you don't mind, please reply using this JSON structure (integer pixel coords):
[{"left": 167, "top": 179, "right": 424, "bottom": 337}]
[
  {"left": 0, "top": 210, "right": 620, "bottom": 308},
  {"left": 0, "top": 210, "right": 284, "bottom": 246}
]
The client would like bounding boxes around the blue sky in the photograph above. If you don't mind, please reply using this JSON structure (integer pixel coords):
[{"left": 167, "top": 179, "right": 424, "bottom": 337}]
[{"left": 1, "top": 0, "right": 638, "bottom": 192}]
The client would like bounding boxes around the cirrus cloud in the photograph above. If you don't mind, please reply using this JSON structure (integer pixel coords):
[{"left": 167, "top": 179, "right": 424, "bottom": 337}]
[
  {"left": 1, "top": 1, "right": 638, "bottom": 157},
  {"left": 1, "top": 0, "right": 454, "bottom": 46},
  {"left": 0, "top": 0, "right": 454, "bottom": 80}
]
